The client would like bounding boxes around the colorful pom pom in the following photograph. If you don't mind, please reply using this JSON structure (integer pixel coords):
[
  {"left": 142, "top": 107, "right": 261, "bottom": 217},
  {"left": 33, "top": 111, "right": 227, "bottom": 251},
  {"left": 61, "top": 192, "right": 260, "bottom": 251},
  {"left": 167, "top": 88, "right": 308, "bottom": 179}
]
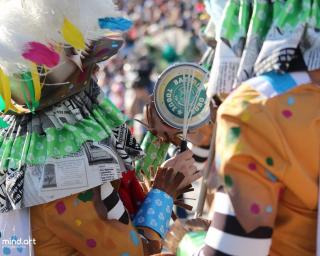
[
  {"left": 98, "top": 17, "right": 133, "bottom": 31},
  {"left": 22, "top": 42, "right": 60, "bottom": 68}
]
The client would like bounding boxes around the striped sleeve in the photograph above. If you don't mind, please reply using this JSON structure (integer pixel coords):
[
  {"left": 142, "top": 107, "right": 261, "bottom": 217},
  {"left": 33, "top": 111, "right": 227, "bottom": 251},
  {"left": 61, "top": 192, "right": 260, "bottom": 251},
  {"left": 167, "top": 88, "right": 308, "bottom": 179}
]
[
  {"left": 189, "top": 143, "right": 210, "bottom": 170},
  {"left": 200, "top": 84, "right": 287, "bottom": 255},
  {"left": 100, "top": 182, "right": 129, "bottom": 224},
  {"left": 199, "top": 189, "right": 273, "bottom": 256}
]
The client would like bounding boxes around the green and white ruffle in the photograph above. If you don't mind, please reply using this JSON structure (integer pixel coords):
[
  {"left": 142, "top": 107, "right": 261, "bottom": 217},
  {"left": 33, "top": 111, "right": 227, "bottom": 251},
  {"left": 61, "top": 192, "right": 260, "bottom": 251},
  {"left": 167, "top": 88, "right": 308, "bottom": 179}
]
[
  {"left": 0, "top": 99, "right": 126, "bottom": 170},
  {"left": 0, "top": 81, "right": 144, "bottom": 213},
  {"left": 0, "top": 95, "right": 127, "bottom": 171}
]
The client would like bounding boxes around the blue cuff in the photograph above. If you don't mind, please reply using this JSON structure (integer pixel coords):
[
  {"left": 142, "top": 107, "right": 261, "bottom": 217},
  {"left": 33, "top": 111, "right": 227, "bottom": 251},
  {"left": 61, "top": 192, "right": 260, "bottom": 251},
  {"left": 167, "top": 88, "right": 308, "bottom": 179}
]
[{"left": 133, "top": 189, "right": 173, "bottom": 238}]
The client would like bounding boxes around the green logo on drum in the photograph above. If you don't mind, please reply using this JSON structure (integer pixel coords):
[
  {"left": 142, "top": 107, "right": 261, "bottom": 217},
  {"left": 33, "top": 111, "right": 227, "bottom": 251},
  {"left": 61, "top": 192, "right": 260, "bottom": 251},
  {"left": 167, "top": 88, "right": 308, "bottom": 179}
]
[{"left": 164, "top": 75, "right": 207, "bottom": 119}]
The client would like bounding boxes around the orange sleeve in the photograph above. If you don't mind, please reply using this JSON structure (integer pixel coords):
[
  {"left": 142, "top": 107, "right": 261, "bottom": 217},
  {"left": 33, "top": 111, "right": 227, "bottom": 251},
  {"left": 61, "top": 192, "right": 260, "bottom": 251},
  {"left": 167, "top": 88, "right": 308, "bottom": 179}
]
[{"left": 215, "top": 84, "right": 287, "bottom": 232}]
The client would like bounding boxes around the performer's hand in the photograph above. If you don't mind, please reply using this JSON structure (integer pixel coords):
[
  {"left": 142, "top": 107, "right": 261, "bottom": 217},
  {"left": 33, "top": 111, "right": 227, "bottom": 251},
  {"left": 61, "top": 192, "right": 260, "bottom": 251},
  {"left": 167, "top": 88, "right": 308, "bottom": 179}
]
[
  {"left": 164, "top": 218, "right": 211, "bottom": 254},
  {"left": 193, "top": 245, "right": 215, "bottom": 256},
  {"left": 161, "top": 150, "right": 200, "bottom": 190},
  {"left": 184, "top": 218, "right": 211, "bottom": 231},
  {"left": 152, "top": 167, "right": 185, "bottom": 199},
  {"left": 142, "top": 240, "right": 164, "bottom": 256}
]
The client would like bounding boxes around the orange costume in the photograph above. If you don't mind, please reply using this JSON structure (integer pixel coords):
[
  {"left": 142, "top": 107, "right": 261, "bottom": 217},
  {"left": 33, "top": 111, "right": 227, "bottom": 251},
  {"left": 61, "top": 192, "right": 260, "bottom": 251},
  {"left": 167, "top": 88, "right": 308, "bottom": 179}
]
[
  {"left": 213, "top": 72, "right": 317, "bottom": 255},
  {"left": 31, "top": 193, "right": 143, "bottom": 256},
  {"left": 0, "top": 1, "right": 176, "bottom": 255},
  {"left": 194, "top": 1, "right": 320, "bottom": 255}
]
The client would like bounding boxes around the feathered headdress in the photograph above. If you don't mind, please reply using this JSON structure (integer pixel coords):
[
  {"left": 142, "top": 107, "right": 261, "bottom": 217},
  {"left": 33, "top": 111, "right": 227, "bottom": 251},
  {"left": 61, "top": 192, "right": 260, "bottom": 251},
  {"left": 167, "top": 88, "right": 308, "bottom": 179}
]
[{"left": 0, "top": 0, "right": 132, "bottom": 117}]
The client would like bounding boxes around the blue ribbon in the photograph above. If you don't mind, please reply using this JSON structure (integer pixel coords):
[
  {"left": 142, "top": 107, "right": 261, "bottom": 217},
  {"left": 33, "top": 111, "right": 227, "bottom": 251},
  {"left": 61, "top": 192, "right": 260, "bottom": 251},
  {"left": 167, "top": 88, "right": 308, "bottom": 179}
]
[
  {"left": 98, "top": 17, "right": 133, "bottom": 31},
  {"left": 261, "top": 71, "right": 297, "bottom": 95},
  {"left": 133, "top": 189, "right": 173, "bottom": 238}
]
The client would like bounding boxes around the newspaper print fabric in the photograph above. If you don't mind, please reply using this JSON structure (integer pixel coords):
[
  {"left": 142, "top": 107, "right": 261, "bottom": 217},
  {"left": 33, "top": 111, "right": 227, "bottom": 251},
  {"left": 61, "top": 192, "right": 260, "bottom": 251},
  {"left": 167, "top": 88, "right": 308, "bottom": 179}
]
[
  {"left": 207, "top": 0, "right": 252, "bottom": 99},
  {"left": 0, "top": 81, "right": 130, "bottom": 169},
  {"left": 254, "top": 0, "right": 320, "bottom": 75},
  {"left": 0, "top": 80, "right": 144, "bottom": 213},
  {"left": 234, "top": 0, "right": 273, "bottom": 86},
  {"left": 208, "top": 0, "right": 320, "bottom": 98},
  {"left": 254, "top": 0, "right": 311, "bottom": 75},
  {"left": 214, "top": 73, "right": 318, "bottom": 255}
]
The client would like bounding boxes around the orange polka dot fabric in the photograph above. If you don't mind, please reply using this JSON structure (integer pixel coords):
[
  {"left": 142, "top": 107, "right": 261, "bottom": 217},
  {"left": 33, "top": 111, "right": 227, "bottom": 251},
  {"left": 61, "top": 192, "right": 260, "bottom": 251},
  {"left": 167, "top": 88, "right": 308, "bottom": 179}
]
[
  {"left": 30, "top": 191, "right": 143, "bottom": 256},
  {"left": 216, "top": 74, "right": 319, "bottom": 255}
]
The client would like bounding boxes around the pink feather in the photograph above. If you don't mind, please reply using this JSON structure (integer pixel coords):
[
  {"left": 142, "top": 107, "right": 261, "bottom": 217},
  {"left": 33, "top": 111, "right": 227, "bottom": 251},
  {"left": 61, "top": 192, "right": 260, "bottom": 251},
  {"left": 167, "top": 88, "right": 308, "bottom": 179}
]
[{"left": 22, "top": 42, "right": 60, "bottom": 68}]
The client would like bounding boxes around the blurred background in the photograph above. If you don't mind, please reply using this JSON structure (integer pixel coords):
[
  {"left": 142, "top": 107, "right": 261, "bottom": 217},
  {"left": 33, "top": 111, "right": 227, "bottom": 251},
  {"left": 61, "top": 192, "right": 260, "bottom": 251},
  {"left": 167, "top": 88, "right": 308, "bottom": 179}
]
[{"left": 96, "top": 0, "right": 210, "bottom": 141}]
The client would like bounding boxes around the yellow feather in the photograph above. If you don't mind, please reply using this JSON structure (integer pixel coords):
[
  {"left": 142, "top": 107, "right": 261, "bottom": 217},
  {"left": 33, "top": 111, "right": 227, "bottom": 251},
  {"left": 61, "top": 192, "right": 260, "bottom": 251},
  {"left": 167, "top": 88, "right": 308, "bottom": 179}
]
[
  {"left": 62, "top": 18, "right": 86, "bottom": 50},
  {"left": 0, "top": 68, "right": 12, "bottom": 112},
  {"left": 0, "top": 69, "right": 24, "bottom": 113}
]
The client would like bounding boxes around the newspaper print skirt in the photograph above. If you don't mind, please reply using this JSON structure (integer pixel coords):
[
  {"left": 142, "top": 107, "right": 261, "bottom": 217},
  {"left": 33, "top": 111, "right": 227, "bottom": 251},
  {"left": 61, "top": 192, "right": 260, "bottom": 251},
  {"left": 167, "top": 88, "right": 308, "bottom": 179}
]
[{"left": 0, "top": 80, "right": 143, "bottom": 213}]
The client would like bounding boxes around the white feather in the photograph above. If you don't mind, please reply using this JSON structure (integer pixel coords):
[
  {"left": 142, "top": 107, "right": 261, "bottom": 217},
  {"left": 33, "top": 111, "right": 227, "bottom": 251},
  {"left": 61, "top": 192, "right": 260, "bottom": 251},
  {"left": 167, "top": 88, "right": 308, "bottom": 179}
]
[
  {"left": 0, "top": 0, "right": 125, "bottom": 75},
  {"left": 0, "top": 0, "right": 36, "bottom": 73},
  {"left": 63, "top": 0, "right": 121, "bottom": 40},
  {"left": 22, "top": 0, "right": 122, "bottom": 41}
]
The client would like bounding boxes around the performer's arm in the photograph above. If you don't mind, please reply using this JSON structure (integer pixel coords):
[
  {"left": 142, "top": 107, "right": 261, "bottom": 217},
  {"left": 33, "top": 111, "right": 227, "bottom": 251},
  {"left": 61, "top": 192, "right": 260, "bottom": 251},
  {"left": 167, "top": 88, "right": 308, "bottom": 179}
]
[
  {"left": 133, "top": 164, "right": 183, "bottom": 252},
  {"left": 196, "top": 86, "right": 287, "bottom": 255},
  {"left": 196, "top": 188, "right": 275, "bottom": 256}
]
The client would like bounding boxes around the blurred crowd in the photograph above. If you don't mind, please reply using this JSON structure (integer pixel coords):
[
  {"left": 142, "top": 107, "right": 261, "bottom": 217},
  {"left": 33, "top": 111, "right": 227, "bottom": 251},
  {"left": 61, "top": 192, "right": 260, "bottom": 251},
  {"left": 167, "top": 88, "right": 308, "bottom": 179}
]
[{"left": 97, "top": 0, "right": 209, "bottom": 140}]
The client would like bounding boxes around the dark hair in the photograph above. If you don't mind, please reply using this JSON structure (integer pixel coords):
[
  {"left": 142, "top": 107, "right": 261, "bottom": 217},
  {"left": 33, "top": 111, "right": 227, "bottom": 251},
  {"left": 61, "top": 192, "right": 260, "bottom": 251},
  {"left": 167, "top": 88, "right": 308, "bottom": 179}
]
[
  {"left": 132, "top": 77, "right": 151, "bottom": 89},
  {"left": 136, "top": 56, "right": 154, "bottom": 77}
]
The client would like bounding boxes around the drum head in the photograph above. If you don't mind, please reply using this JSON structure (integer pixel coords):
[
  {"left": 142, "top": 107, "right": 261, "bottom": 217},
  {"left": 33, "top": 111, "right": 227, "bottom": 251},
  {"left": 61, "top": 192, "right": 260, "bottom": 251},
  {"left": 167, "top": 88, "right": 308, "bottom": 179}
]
[{"left": 154, "top": 63, "right": 210, "bottom": 130}]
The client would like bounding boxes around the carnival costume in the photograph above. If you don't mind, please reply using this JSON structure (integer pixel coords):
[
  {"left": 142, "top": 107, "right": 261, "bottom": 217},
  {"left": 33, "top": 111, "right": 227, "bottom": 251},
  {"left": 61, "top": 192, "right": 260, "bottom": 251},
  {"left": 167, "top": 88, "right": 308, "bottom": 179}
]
[
  {"left": 189, "top": 0, "right": 320, "bottom": 255},
  {"left": 0, "top": 1, "right": 192, "bottom": 255}
]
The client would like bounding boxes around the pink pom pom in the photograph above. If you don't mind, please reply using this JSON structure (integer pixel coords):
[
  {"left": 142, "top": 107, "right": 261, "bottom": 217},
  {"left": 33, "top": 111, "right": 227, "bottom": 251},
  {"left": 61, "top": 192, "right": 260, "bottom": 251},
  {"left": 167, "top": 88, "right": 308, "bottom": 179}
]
[{"left": 22, "top": 42, "right": 60, "bottom": 68}]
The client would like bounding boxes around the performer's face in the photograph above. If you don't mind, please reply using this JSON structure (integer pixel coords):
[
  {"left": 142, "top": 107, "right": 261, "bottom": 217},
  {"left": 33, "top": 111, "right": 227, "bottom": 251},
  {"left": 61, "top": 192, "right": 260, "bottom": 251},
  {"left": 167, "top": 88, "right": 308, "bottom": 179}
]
[
  {"left": 144, "top": 98, "right": 218, "bottom": 146},
  {"left": 144, "top": 100, "right": 181, "bottom": 145}
]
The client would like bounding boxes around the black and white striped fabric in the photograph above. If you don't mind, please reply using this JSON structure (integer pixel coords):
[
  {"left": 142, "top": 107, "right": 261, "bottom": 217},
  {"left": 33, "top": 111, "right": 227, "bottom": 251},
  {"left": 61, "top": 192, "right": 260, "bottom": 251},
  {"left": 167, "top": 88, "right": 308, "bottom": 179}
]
[
  {"left": 189, "top": 143, "right": 210, "bottom": 171},
  {"left": 112, "top": 124, "right": 144, "bottom": 170},
  {"left": 100, "top": 182, "right": 129, "bottom": 225},
  {"left": 202, "top": 189, "right": 272, "bottom": 256},
  {"left": 168, "top": 143, "right": 210, "bottom": 171}
]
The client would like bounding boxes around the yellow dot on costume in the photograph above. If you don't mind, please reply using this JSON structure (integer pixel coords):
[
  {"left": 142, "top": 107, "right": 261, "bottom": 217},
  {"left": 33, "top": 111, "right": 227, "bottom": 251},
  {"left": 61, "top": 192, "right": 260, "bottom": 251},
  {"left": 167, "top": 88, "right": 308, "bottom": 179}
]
[
  {"left": 241, "top": 112, "right": 250, "bottom": 122},
  {"left": 235, "top": 143, "right": 243, "bottom": 153},
  {"left": 75, "top": 219, "right": 82, "bottom": 226},
  {"left": 229, "top": 100, "right": 238, "bottom": 108}
]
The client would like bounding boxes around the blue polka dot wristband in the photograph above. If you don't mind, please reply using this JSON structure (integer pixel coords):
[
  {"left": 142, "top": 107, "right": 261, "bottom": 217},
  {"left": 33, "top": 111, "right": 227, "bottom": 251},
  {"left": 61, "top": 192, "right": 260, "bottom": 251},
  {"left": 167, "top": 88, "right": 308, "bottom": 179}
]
[{"left": 133, "top": 189, "right": 173, "bottom": 238}]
